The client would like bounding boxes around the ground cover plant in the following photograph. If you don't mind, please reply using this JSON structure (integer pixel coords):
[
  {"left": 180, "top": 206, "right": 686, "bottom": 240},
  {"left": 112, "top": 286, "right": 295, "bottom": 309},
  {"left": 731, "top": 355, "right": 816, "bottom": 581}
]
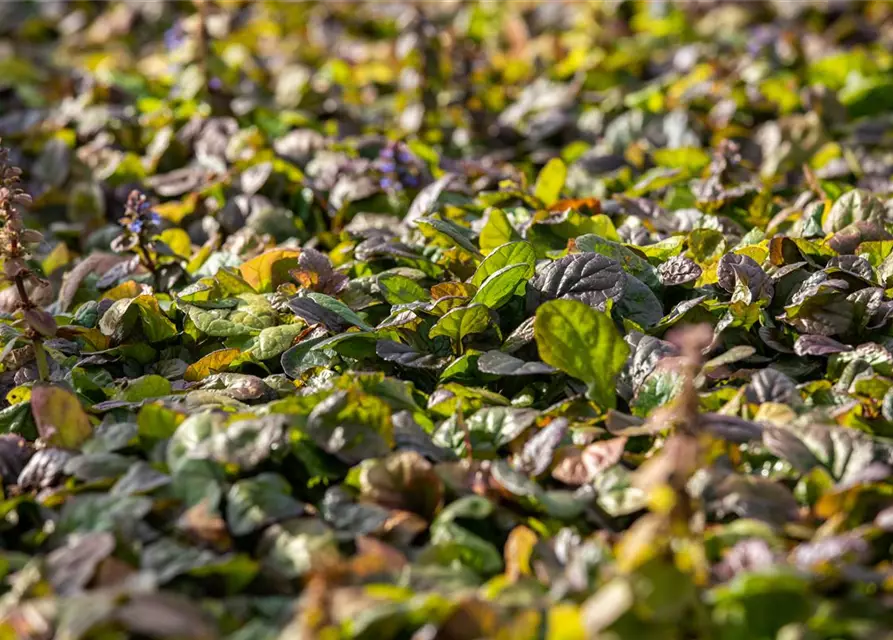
[{"left": 1, "top": 0, "right": 893, "bottom": 638}]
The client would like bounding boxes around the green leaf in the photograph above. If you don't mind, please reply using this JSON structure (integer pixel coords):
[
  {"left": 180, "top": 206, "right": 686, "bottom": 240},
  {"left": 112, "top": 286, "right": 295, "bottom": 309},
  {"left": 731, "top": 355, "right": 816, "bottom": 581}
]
[
  {"left": 429, "top": 304, "right": 492, "bottom": 350},
  {"left": 132, "top": 296, "right": 178, "bottom": 342},
  {"left": 651, "top": 147, "right": 711, "bottom": 172},
  {"left": 119, "top": 375, "right": 172, "bottom": 402},
  {"left": 251, "top": 323, "right": 306, "bottom": 360},
  {"left": 534, "top": 158, "right": 567, "bottom": 206},
  {"left": 377, "top": 273, "right": 430, "bottom": 305},
  {"left": 575, "top": 235, "right": 660, "bottom": 291},
  {"left": 280, "top": 336, "right": 338, "bottom": 378},
  {"left": 709, "top": 570, "right": 814, "bottom": 640},
  {"left": 433, "top": 406, "right": 537, "bottom": 457},
  {"left": 534, "top": 299, "right": 629, "bottom": 409},
  {"left": 470, "top": 263, "right": 529, "bottom": 309},
  {"left": 137, "top": 402, "right": 184, "bottom": 440},
  {"left": 305, "top": 292, "right": 373, "bottom": 331},
  {"left": 226, "top": 473, "right": 305, "bottom": 536},
  {"left": 479, "top": 208, "right": 521, "bottom": 254},
  {"left": 822, "top": 189, "right": 886, "bottom": 234},
  {"left": 185, "top": 294, "right": 279, "bottom": 337},
  {"left": 418, "top": 218, "right": 482, "bottom": 258},
  {"left": 305, "top": 389, "right": 394, "bottom": 464},
  {"left": 839, "top": 74, "right": 893, "bottom": 118},
  {"left": 615, "top": 275, "right": 664, "bottom": 328},
  {"left": 470, "top": 241, "right": 536, "bottom": 287}
]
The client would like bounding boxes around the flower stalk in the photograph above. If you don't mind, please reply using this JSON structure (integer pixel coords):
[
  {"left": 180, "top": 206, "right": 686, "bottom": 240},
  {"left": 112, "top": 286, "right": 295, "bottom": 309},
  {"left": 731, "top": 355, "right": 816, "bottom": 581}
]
[
  {"left": 0, "top": 139, "right": 54, "bottom": 381},
  {"left": 112, "top": 190, "right": 163, "bottom": 290}
]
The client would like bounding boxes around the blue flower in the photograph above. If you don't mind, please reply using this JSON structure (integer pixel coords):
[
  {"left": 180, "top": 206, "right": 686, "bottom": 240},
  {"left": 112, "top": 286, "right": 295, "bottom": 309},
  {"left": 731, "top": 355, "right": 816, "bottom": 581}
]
[
  {"left": 379, "top": 160, "right": 396, "bottom": 173},
  {"left": 164, "top": 23, "right": 185, "bottom": 51},
  {"left": 380, "top": 177, "right": 393, "bottom": 189},
  {"left": 396, "top": 149, "right": 413, "bottom": 164},
  {"left": 148, "top": 212, "right": 161, "bottom": 226},
  {"left": 380, "top": 147, "right": 395, "bottom": 159},
  {"left": 209, "top": 77, "right": 223, "bottom": 91},
  {"left": 128, "top": 220, "right": 144, "bottom": 233},
  {"left": 403, "top": 174, "right": 419, "bottom": 188}
]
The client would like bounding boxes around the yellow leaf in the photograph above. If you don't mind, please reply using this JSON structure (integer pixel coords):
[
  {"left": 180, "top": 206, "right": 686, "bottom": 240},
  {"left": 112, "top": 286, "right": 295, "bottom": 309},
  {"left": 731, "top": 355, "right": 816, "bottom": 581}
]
[
  {"left": 154, "top": 193, "right": 198, "bottom": 224},
  {"left": 430, "top": 282, "right": 477, "bottom": 299},
  {"left": 41, "top": 242, "right": 71, "bottom": 275},
  {"left": 647, "top": 484, "right": 677, "bottom": 515},
  {"left": 504, "top": 525, "right": 537, "bottom": 582},
  {"left": 614, "top": 513, "right": 663, "bottom": 573},
  {"left": 78, "top": 327, "right": 110, "bottom": 350},
  {"left": 184, "top": 348, "right": 242, "bottom": 382},
  {"left": 753, "top": 402, "right": 797, "bottom": 426},
  {"left": 30, "top": 384, "right": 93, "bottom": 448},
  {"left": 6, "top": 386, "right": 31, "bottom": 405},
  {"left": 545, "top": 604, "right": 586, "bottom": 640},
  {"left": 494, "top": 611, "right": 541, "bottom": 640},
  {"left": 187, "top": 243, "right": 213, "bottom": 274},
  {"left": 103, "top": 280, "right": 145, "bottom": 301},
  {"left": 239, "top": 249, "right": 301, "bottom": 292},
  {"left": 159, "top": 228, "right": 193, "bottom": 259}
]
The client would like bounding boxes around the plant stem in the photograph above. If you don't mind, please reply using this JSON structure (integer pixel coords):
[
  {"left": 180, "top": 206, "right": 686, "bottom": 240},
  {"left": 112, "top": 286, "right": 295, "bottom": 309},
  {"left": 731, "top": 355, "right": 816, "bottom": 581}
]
[
  {"left": 14, "top": 272, "right": 48, "bottom": 382},
  {"left": 33, "top": 340, "right": 49, "bottom": 382},
  {"left": 137, "top": 238, "right": 159, "bottom": 290},
  {"left": 13, "top": 274, "right": 28, "bottom": 307}
]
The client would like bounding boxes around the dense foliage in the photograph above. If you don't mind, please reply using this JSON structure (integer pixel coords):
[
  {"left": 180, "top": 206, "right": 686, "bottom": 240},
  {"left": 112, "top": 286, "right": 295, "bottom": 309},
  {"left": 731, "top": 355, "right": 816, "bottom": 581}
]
[{"left": 2, "top": 1, "right": 893, "bottom": 638}]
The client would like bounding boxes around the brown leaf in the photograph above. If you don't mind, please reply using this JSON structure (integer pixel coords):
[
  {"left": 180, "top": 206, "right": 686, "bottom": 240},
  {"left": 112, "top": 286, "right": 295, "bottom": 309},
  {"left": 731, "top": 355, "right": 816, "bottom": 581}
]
[
  {"left": 177, "top": 498, "right": 232, "bottom": 552},
  {"left": 354, "top": 537, "right": 407, "bottom": 572},
  {"left": 381, "top": 509, "right": 428, "bottom": 547},
  {"left": 359, "top": 451, "right": 443, "bottom": 519},
  {"left": 56, "top": 252, "right": 128, "bottom": 313},
  {"left": 582, "top": 437, "right": 628, "bottom": 476},
  {"left": 827, "top": 220, "right": 892, "bottom": 255},
  {"left": 0, "top": 277, "right": 53, "bottom": 314},
  {"left": 23, "top": 308, "right": 57, "bottom": 337},
  {"left": 552, "top": 437, "right": 627, "bottom": 486},
  {"left": 30, "top": 384, "right": 93, "bottom": 448}
]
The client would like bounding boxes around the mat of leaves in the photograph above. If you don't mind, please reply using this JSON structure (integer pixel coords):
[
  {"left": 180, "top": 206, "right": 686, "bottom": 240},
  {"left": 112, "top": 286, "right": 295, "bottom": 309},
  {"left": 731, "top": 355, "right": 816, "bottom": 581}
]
[{"left": 1, "top": 1, "right": 893, "bottom": 639}]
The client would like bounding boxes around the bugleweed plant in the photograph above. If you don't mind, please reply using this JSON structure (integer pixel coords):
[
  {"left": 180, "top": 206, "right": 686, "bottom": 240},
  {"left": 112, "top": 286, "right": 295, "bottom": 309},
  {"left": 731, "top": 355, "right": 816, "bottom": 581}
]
[
  {"left": 0, "top": 140, "right": 53, "bottom": 381},
  {"left": 0, "top": 2, "right": 892, "bottom": 639}
]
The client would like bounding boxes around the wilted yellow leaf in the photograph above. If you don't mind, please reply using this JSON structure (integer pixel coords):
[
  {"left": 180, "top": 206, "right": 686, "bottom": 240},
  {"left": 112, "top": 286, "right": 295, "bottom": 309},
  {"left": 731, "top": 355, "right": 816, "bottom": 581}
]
[{"left": 184, "top": 348, "right": 242, "bottom": 381}]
